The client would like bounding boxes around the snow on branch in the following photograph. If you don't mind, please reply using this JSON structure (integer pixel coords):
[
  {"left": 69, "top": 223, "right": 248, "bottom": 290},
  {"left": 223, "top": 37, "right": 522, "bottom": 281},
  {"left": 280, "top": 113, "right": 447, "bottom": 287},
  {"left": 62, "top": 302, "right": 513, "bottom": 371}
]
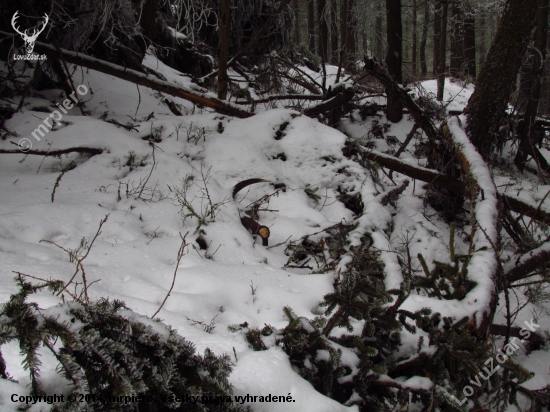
[
  {"left": 444, "top": 115, "right": 500, "bottom": 338},
  {"left": 505, "top": 242, "right": 550, "bottom": 283}
]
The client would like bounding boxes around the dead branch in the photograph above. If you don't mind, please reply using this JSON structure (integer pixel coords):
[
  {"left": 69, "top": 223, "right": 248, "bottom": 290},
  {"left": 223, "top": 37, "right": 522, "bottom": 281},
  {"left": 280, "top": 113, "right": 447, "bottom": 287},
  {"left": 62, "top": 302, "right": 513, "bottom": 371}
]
[
  {"left": 0, "top": 144, "right": 103, "bottom": 157},
  {"left": 235, "top": 94, "right": 324, "bottom": 105},
  {"left": 303, "top": 84, "right": 355, "bottom": 118},
  {"left": 151, "top": 232, "right": 189, "bottom": 318},
  {"left": 506, "top": 243, "right": 550, "bottom": 283}
]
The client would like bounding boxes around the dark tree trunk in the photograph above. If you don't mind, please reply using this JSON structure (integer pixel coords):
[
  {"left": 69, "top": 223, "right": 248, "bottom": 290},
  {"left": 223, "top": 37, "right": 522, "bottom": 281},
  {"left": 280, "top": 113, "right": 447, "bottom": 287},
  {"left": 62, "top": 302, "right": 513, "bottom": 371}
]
[
  {"left": 464, "top": 0, "right": 539, "bottom": 159},
  {"left": 293, "top": 0, "right": 301, "bottom": 45},
  {"left": 420, "top": 0, "right": 429, "bottom": 75},
  {"left": 514, "top": 0, "right": 549, "bottom": 171},
  {"left": 330, "top": 0, "right": 339, "bottom": 64},
  {"left": 385, "top": 0, "right": 403, "bottom": 122},
  {"left": 308, "top": 0, "right": 316, "bottom": 51},
  {"left": 340, "top": 0, "right": 348, "bottom": 65},
  {"left": 375, "top": 0, "right": 384, "bottom": 61},
  {"left": 450, "top": 1, "right": 463, "bottom": 76},
  {"left": 432, "top": 0, "right": 442, "bottom": 76},
  {"left": 478, "top": 14, "right": 486, "bottom": 68},
  {"left": 412, "top": 0, "right": 418, "bottom": 74},
  {"left": 318, "top": 0, "right": 329, "bottom": 61},
  {"left": 436, "top": 0, "right": 448, "bottom": 101},
  {"left": 217, "top": 0, "right": 230, "bottom": 100},
  {"left": 344, "top": 0, "right": 356, "bottom": 66},
  {"left": 463, "top": 1, "right": 476, "bottom": 78}
]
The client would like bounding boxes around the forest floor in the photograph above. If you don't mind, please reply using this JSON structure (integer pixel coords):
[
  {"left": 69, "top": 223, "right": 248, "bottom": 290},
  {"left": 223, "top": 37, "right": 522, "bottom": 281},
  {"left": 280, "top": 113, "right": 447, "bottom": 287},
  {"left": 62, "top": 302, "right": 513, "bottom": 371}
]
[{"left": 0, "top": 55, "right": 549, "bottom": 411}]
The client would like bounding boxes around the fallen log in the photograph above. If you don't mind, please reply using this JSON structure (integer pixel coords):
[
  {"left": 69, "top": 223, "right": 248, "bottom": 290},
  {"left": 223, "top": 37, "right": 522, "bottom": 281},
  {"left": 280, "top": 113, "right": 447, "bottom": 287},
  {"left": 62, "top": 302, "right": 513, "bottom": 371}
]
[
  {"left": 506, "top": 242, "right": 550, "bottom": 283},
  {"left": 303, "top": 83, "right": 355, "bottom": 119},
  {"left": 343, "top": 140, "right": 550, "bottom": 226},
  {"left": 0, "top": 144, "right": 103, "bottom": 157},
  {"left": 443, "top": 116, "right": 501, "bottom": 340},
  {"left": 0, "top": 31, "right": 254, "bottom": 119}
]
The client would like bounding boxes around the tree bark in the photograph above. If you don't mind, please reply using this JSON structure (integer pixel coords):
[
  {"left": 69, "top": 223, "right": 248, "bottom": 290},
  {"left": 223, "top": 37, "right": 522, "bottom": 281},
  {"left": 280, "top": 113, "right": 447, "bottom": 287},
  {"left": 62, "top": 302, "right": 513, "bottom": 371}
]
[
  {"left": 375, "top": 0, "right": 384, "bottom": 61},
  {"left": 432, "top": 0, "right": 442, "bottom": 77},
  {"left": 344, "top": 0, "right": 356, "bottom": 67},
  {"left": 308, "top": 0, "right": 316, "bottom": 51},
  {"left": 217, "top": 0, "right": 230, "bottom": 100},
  {"left": 420, "top": 0, "right": 429, "bottom": 75},
  {"left": 450, "top": 0, "right": 463, "bottom": 76},
  {"left": 412, "top": 0, "right": 418, "bottom": 74},
  {"left": 436, "top": 0, "right": 448, "bottom": 101},
  {"left": 293, "top": 0, "right": 301, "bottom": 45},
  {"left": 514, "top": 0, "right": 549, "bottom": 171},
  {"left": 464, "top": 0, "right": 539, "bottom": 159},
  {"left": 330, "top": 0, "right": 339, "bottom": 64},
  {"left": 462, "top": 1, "right": 476, "bottom": 78},
  {"left": 318, "top": 0, "right": 329, "bottom": 61},
  {"left": 385, "top": 0, "right": 403, "bottom": 122}
]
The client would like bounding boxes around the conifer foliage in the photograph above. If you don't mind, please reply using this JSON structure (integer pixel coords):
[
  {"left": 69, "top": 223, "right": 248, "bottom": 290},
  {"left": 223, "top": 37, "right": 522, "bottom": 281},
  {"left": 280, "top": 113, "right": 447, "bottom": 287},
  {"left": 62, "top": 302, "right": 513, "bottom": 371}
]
[{"left": 0, "top": 276, "right": 243, "bottom": 412}]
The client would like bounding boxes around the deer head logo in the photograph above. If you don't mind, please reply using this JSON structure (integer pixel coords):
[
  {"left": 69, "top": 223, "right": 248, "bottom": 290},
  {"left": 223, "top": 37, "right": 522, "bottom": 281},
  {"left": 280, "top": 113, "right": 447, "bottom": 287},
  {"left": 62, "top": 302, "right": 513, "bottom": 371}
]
[{"left": 11, "top": 11, "right": 49, "bottom": 55}]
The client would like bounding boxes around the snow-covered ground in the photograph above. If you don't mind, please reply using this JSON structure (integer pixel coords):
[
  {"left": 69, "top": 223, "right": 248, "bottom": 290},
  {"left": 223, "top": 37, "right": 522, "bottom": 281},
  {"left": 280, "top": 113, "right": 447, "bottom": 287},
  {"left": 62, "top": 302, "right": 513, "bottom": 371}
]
[{"left": 1, "top": 56, "right": 549, "bottom": 411}]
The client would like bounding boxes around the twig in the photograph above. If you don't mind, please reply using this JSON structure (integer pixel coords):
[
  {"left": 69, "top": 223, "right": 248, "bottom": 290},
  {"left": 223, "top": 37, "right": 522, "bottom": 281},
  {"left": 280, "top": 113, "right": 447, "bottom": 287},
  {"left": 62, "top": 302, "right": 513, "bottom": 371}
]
[
  {"left": 2, "top": 143, "right": 103, "bottom": 156},
  {"left": 36, "top": 141, "right": 53, "bottom": 174},
  {"left": 151, "top": 232, "right": 189, "bottom": 318}
]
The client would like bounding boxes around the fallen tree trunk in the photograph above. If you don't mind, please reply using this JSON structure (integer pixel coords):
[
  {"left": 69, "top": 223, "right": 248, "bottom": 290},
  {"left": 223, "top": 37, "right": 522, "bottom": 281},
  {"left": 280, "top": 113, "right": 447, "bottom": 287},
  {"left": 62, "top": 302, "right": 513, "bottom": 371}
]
[
  {"left": 506, "top": 242, "right": 550, "bottom": 282},
  {"left": 0, "top": 32, "right": 254, "bottom": 119},
  {"left": 303, "top": 83, "right": 355, "bottom": 120},
  {"left": 343, "top": 140, "right": 550, "bottom": 226},
  {"left": 0, "top": 145, "right": 103, "bottom": 157},
  {"left": 443, "top": 116, "right": 501, "bottom": 340}
]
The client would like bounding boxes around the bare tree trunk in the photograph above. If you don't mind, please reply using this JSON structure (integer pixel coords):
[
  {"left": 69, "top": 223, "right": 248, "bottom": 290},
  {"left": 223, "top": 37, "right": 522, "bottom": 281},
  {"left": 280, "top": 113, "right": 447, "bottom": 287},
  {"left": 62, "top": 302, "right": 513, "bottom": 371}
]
[
  {"left": 412, "top": 0, "right": 418, "bottom": 74},
  {"left": 345, "top": 0, "right": 356, "bottom": 67},
  {"left": 464, "top": 0, "right": 539, "bottom": 159},
  {"left": 385, "top": 0, "right": 403, "bottom": 122},
  {"left": 217, "top": 0, "right": 230, "bottom": 100},
  {"left": 514, "top": 0, "right": 549, "bottom": 171},
  {"left": 463, "top": 1, "right": 476, "bottom": 78},
  {"left": 436, "top": 0, "right": 448, "bottom": 101},
  {"left": 420, "top": 0, "right": 429, "bottom": 75},
  {"left": 308, "top": 0, "right": 316, "bottom": 51},
  {"left": 340, "top": 0, "right": 348, "bottom": 65},
  {"left": 478, "top": 14, "right": 486, "bottom": 68},
  {"left": 330, "top": 0, "right": 339, "bottom": 64},
  {"left": 450, "top": 0, "right": 463, "bottom": 76},
  {"left": 293, "top": 0, "right": 301, "bottom": 45},
  {"left": 433, "top": 0, "right": 442, "bottom": 76},
  {"left": 318, "top": 0, "right": 329, "bottom": 61},
  {"left": 375, "top": 0, "right": 384, "bottom": 61}
]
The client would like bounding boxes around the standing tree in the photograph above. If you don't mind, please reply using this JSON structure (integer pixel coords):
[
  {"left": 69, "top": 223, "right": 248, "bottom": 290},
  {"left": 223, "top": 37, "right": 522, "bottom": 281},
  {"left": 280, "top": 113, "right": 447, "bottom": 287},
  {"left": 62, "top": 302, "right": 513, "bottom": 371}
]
[
  {"left": 419, "top": 0, "right": 429, "bottom": 75},
  {"left": 308, "top": 0, "right": 316, "bottom": 51},
  {"left": 462, "top": 1, "right": 476, "bottom": 78},
  {"left": 514, "top": 0, "right": 549, "bottom": 171},
  {"left": 464, "top": 0, "right": 539, "bottom": 159},
  {"left": 318, "top": 0, "right": 329, "bottom": 61},
  {"left": 385, "top": 0, "right": 403, "bottom": 122},
  {"left": 436, "top": 0, "right": 448, "bottom": 101},
  {"left": 450, "top": 0, "right": 464, "bottom": 76},
  {"left": 330, "top": 0, "right": 339, "bottom": 64},
  {"left": 432, "top": 0, "right": 442, "bottom": 76},
  {"left": 217, "top": 0, "right": 230, "bottom": 100}
]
